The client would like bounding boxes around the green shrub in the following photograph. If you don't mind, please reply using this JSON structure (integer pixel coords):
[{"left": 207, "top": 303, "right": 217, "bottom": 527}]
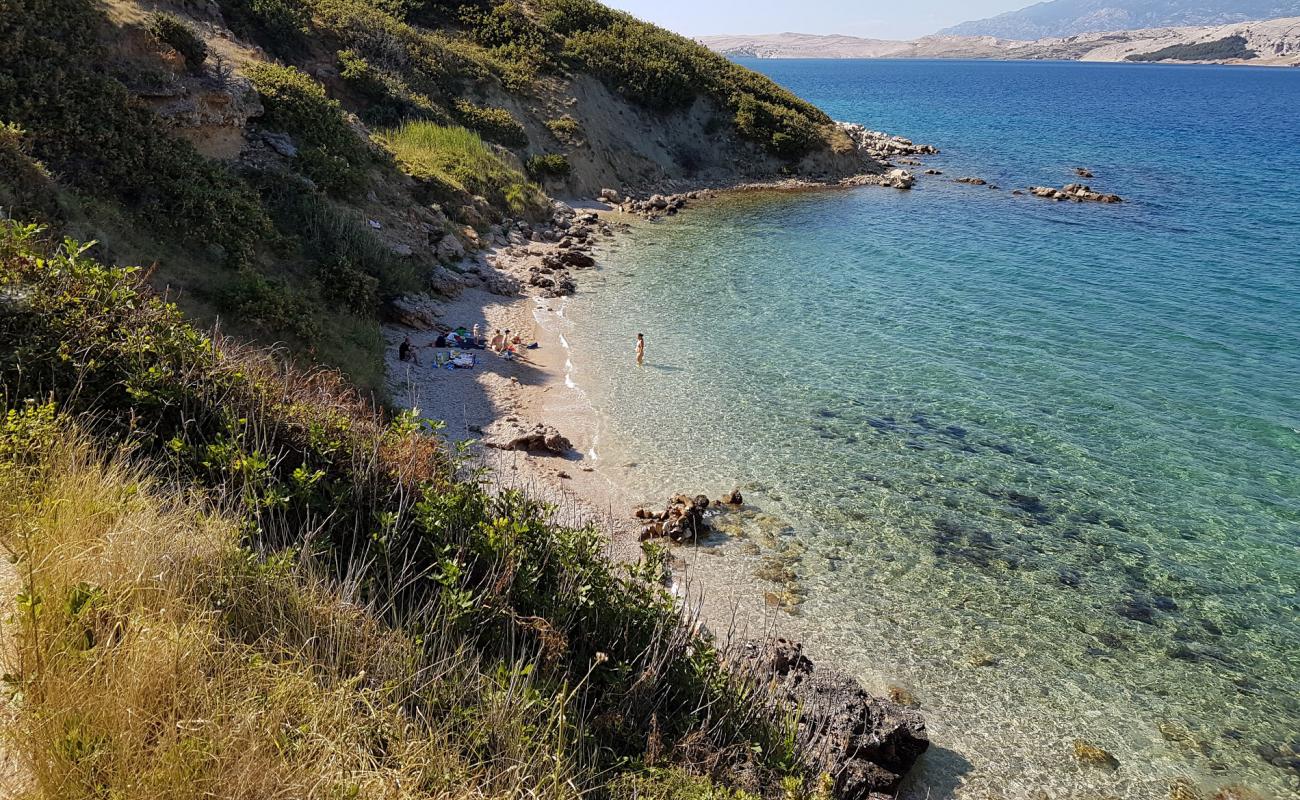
[
  {"left": 733, "top": 93, "right": 820, "bottom": 160},
  {"left": 525, "top": 153, "right": 570, "bottom": 180},
  {"left": 246, "top": 63, "right": 370, "bottom": 197},
  {"left": 545, "top": 115, "right": 581, "bottom": 145},
  {"left": 316, "top": 255, "right": 380, "bottom": 314},
  {"left": 533, "top": 0, "right": 833, "bottom": 159},
  {"left": 453, "top": 99, "right": 527, "bottom": 148},
  {"left": 145, "top": 11, "right": 208, "bottom": 73},
  {"left": 381, "top": 121, "right": 546, "bottom": 217},
  {"left": 216, "top": 0, "right": 310, "bottom": 57},
  {"left": 305, "top": 0, "right": 488, "bottom": 100},
  {"left": 219, "top": 268, "right": 321, "bottom": 340},
  {"left": 337, "top": 48, "right": 446, "bottom": 127},
  {"left": 456, "top": 1, "right": 556, "bottom": 84},
  {"left": 0, "top": 123, "right": 61, "bottom": 223},
  {"left": 0, "top": 0, "right": 270, "bottom": 265}
]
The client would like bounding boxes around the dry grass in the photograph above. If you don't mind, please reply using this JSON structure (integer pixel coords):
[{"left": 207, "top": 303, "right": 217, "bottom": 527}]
[{"left": 0, "top": 413, "right": 590, "bottom": 800}]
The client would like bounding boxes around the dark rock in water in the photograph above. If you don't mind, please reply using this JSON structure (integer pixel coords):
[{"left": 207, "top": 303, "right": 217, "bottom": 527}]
[
  {"left": 1072, "top": 509, "right": 1104, "bottom": 525},
  {"left": 1105, "top": 517, "right": 1130, "bottom": 532},
  {"left": 1095, "top": 630, "right": 1124, "bottom": 649},
  {"left": 867, "top": 417, "right": 897, "bottom": 432},
  {"left": 736, "top": 639, "right": 929, "bottom": 799},
  {"left": 943, "top": 425, "right": 968, "bottom": 439},
  {"left": 910, "top": 412, "right": 935, "bottom": 430},
  {"left": 1118, "top": 596, "right": 1156, "bottom": 624},
  {"left": 992, "top": 443, "right": 1016, "bottom": 455},
  {"left": 722, "top": 488, "right": 743, "bottom": 505},
  {"left": 1168, "top": 644, "right": 1202, "bottom": 662},
  {"left": 1152, "top": 595, "right": 1179, "bottom": 612},
  {"left": 1057, "top": 568, "right": 1082, "bottom": 588}
]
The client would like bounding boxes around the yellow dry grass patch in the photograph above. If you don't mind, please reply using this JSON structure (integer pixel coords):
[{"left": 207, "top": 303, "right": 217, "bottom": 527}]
[{"left": 0, "top": 419, "right": 582, "bottom": 800}]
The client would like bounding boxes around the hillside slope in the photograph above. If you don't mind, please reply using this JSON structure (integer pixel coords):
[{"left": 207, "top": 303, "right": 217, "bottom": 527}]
[
  {"left": 0, "top": 0, "right": 883, "bottom": 395},
  {"left": 939, "top": 0, "right": 1300, "bottom": 39},
  {"left": 701, "top": 17, "right": 1300, "bottom": 65}
]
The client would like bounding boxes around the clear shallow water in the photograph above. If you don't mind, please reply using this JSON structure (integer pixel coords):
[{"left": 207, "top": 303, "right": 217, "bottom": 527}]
[{"left": 563, "top": 61, "right": 1300, "bottom": 798}]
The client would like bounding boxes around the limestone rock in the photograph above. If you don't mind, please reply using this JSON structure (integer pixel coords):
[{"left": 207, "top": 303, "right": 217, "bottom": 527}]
[
  {"left": 385, "top": 294, "right": 442, "bottom": 329},
  {"left": 487, "top": 424, "right": 573, "bottom": 454},
  {"left": 1029, "top": 184, "right": 1123, "bottom": 204},
  {"left": 883, "top": 168, "right": 915, "bottom": 189},
  {"left": 956, "top": 176, "right": 987, "bottom": 185}
]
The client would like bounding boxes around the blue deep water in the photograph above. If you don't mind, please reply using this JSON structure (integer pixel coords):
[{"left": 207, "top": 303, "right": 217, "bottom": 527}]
[{"left": 561, "top": 60, "right": 1300, "bottom": 799}]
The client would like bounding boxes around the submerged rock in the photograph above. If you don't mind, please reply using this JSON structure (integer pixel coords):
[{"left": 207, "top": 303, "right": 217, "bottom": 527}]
[
  {"left": 1030, "top": 183, "right": 1123, "bottom": 203},
  {"left": 1073, "top": 739, "right": 1120, "bottom": 770}
]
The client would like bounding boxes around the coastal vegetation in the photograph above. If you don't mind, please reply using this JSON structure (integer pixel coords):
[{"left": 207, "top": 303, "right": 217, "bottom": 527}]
[
  {"left": 0, "top": 221, "right": 821, "bottom": 799},
  {"left": 1125, "top": 35, "right": 1257, "bottom": 61}
]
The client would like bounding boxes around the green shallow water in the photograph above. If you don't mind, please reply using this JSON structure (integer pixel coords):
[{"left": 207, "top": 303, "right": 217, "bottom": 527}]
[{"left": 550, "top": 60, "right": 1299, "bottom": 799}]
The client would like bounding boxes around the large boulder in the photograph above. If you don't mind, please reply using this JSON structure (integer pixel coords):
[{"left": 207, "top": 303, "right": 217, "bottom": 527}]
[
  {"left": 384, "top": 294, "right": 442, "bottom": 329},
  {"left": 883, "top": 169, "right": 915, "bottom": 190},
  {"left": 559, "top": 250, "right": 596, "bottom": 269},
  {"left": 735, "top": 639, "right": 929, "bottom": 800},
  {"left": 487, "top": 424, "right": 572, "bottom": 455}
]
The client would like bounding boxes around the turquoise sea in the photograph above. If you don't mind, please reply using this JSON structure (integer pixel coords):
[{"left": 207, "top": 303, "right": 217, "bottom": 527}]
[{"left": 560, "top": 61, "right": 1300, "bottom": 798}]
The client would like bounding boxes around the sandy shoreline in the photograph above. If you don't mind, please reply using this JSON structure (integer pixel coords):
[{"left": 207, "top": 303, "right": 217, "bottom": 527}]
[
  {"left": 381, "top": 197, "right": 793, "bottom": 632},
  {"left": 383, "top": 209, "right": 649, "bottom": 564}
]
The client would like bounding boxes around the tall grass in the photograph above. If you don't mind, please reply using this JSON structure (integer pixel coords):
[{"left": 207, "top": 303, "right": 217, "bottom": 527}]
[
  {"left": 380, "top": 121, "right": 546, "bottom": 217},
  {"left": 0, "top": 406, "right": 593, "bottom": 799}
]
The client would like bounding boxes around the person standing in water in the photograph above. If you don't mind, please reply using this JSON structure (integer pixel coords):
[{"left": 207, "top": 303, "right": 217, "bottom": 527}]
[{"left": 635, "top": 333, "right": 645, "bottom": 366}]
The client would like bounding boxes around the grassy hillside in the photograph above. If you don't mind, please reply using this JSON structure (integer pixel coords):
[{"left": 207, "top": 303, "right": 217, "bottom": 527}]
[
  {"left": 0, "top": 220, "right": 834, "bottom": 799},
  {"left": 0, "top": 0, "right": 860, "bottom": 396}
]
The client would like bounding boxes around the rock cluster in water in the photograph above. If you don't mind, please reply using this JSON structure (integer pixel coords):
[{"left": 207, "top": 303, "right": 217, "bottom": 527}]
[
  {"left": 734, "top": 638, "right": 930, "bottom": 800},
  {"left": 635, "top": 488, "right": 744, "bottom": 543},
  {"left": 1030, "top": 183, "right": 1123, "bottom": 203},
  {"left": 615, "top": 190, "right": 705, "bottom": 220}
]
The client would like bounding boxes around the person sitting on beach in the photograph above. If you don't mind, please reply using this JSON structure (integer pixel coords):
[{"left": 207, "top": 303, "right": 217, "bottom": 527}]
[
  {"left": 511, "top": 332, "right": 523, "bottom": 347},
  {"left": 399, "top": 335, "right": 421, "bottom": 366},
  {"left": 434, "top": 332, "right": 448, "bottom": 348},
  {"left": 488, "top": 329, "right": 504, "bottom": 353}
]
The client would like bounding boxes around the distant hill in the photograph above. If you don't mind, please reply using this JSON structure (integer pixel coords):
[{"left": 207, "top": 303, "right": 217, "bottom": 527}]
[
  {"left": 939, "top": 0, "right": 1300, "bottom": 40},
  {"left": 700, "top": 17, "right": 1300, "bottom": 65}
]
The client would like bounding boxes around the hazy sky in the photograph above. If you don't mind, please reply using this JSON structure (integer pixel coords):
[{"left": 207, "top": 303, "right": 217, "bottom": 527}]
[{"left": 600, "top": 0, "right": 1033, "bottom": 40}]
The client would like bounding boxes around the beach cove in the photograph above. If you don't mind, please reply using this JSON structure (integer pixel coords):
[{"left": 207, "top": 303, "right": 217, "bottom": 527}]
[{"left": 387, "top": 60, "right": 1300, "bottom": 800}]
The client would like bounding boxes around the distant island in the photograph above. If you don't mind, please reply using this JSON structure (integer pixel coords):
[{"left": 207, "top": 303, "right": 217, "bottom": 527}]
[
  {"left": 939, "top": 0, "right": 1300, "bottom": 39},
  {"left": 700, "top": 16, "right": 1300, "bottom": 66}
]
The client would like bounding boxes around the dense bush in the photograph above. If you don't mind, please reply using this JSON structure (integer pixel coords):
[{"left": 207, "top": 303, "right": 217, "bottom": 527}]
[
  {"left": 305, "top": 0, "right": 489, "bottom": 100},
  {"left": 453, "top": 98, "right": 528, "bottom": 147},
  {"left": 220, "top": 268, "right": 322, "bottom": 341},
  {"left": 146, "top": 11, "right": 208, "bottom": 73},
  {"left": 526, "top": 152, "right": 571, "bottom": 180},
  {"left": 217, "top": 0, "right": 310, "bottom": 57},
  {"left": 0, "top": 0, "right": 271, "bottom": 264},
  {"left": 456, "top": 1, "right": 557, "bottom": 84},
  {"left": 0, "top": 123, "right": 62, "bottom": 222},
  {"left": 246, "top": 63, "right": 370, "bottom": 197},
  {"left": 532, "top": 0, "right": 831, "bottom": 159}
]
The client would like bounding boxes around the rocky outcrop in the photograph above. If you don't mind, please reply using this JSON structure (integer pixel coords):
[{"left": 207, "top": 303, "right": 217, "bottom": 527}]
[
  {"left": 137, "top": 74, "right": 263, "bottom": 160},
  {"left": 384, "top": 294, "right": 443, "bottom": 329},
  {"left": 881, "top": 168, "right": 915, "bottom": 189},
  {"left": 486, "top": 424, "right": 573, "bottom": 454},
  {"left": 1029, "top": 183, "right": 1123, "bottom": 203},
  {"left": 836, "top": 123, "right": 939, "bottom": 159},
  {"left": 955, "top": 176, "right": 987, "bottom": 185},
  {"left": 735, "top": 639, "right": 929, "bottom": 800}
]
